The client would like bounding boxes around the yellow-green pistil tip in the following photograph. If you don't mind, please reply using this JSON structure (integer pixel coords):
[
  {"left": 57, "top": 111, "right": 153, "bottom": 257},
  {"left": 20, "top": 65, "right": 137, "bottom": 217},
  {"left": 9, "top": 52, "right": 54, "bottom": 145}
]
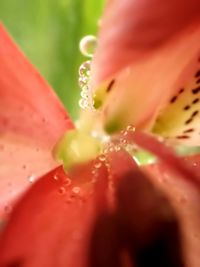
[{"left": 53, "top": 129, "right": 101, "bottom": 172}]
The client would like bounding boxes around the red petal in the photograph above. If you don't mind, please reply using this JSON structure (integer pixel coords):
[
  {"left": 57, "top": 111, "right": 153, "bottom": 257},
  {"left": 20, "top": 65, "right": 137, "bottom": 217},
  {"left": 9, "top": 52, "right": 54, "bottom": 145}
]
[
  {"left": 0, "top": 24, "right": 73, "bottom": 218},
  {"left": 0, "top": 165, "right": 107, "bottom": 267},
  {"left": 0, "top": 150, "right": 137, "bottom": 267},
  {"left": 118, "top": 131, "right": 200, "bottom": 266},
  {"left": 144, "top": 157, "right": 200, "bottom": 267},
  {"left": 130, "top": 131, "right": 200, "bottom": 187}
]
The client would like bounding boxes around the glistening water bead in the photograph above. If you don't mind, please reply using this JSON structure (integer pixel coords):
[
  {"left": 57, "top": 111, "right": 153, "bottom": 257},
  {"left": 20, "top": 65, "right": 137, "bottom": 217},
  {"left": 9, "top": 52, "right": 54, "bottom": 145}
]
[
  {"left": 78, "top": 60, "right": 94, "bottom": 110},
  {"left": 79, "top": 35, "right": 97, "bottom": 58},
  {"left": 78, "top": 35, "right": 97, "bottom": 111}
]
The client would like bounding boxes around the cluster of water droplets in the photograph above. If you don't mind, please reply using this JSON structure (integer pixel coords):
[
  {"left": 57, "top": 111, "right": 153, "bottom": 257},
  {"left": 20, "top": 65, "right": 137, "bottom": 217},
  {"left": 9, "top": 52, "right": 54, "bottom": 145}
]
[
  {"left": 78, "top": 60, "right": 94, "bottom": 110},
  {"left": 78, "top": 35, "right": 97, "bottom": 111}
]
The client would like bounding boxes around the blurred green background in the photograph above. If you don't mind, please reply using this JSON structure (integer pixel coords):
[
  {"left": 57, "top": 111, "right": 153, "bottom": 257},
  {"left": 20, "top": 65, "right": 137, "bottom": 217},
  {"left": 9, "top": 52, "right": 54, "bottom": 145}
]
[{"left": 0, "top": 0, "right": 104, "bottom": 120}]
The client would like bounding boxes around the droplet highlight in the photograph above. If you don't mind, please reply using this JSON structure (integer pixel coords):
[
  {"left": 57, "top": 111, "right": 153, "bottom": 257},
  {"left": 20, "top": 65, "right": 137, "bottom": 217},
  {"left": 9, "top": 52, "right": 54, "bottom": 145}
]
[{"left": 79, "top": 35, "right": 97, "bottom": 57}]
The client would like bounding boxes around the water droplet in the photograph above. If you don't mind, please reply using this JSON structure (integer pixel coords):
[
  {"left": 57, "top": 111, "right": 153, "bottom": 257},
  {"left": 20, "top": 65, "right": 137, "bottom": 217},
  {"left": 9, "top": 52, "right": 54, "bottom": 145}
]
[
  {"left": 54, "top": 174, "right": 59, "bottom": 180},
  {"left": 28, "top": 174, "right": 35, "bottom": 183},
  {"left": 78, "top": 60, "right": 95, "bottom": 111},
  {"left": 122, "top": 139, "right": 127, "bottom": 144},
  {"left": 79, "top": 99, "right": 88, "bottom": 109},
  {"left": 64, "top": 178, "right": 71, "bottom": 186},
  {"left": 126, "top": 125, "right": 135, "bottom": 132},
  {"left": 79, "top": 61, "right": 91, "bottom": 76},
  {"left": 94, "top": 162, "right": 102, "bottom": 169},
  {"left": 79, "top": 35, "right": 97, "bottom": 57},
  {"left": 108, "top": 146, "right": 115, "bottom": 152},
  {"left": 99, "top": 154, "right": 106, "bottom": 162},
  {"left": 81, "top": 90, "right": 89, "bottom": 99},
  {"left": 92, "top": 168, "right": 96, "bottom": 174},
  {"left": 72, "top": 187, "right": 80, "bottom": 194},
  {"left": 58, "top": 187, "right": 66, "bottom": 194},
  {"left": 114, "top": 145, "right": 121, "bottom": 152},
  {"left": 123, "top": 130, "right": 128, "bottom": 136}
]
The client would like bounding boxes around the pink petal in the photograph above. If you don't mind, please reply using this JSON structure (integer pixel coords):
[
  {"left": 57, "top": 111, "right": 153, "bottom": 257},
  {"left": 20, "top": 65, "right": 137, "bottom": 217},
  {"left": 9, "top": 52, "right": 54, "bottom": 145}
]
[
  {"left": 0, "top": 24, "right": 73, "bottom": 218},
  {"left": 93, "top": 0, "right": 200, "bottom": 84},
  {"left": 91, "top": 0, "right": 200, "bottom": 133}
]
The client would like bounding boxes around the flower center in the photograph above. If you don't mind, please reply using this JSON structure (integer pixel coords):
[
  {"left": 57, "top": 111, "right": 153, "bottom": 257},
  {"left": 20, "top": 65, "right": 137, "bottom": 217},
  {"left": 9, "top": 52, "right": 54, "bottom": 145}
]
[{"left": 53, "top": 35, "right": 200, "bottom": 173}]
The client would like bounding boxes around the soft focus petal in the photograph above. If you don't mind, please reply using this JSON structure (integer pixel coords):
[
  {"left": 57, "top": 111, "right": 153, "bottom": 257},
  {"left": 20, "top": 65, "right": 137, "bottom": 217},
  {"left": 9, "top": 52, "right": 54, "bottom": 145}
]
[
  {"left": 93, "top": 0, "right": 200, "bottom": 83},
  {"left": 91, "top": 0, "right": 200, "bottom": 139},
  {"left": 0, "top": 24, "right": 73, "bottom": 217}
]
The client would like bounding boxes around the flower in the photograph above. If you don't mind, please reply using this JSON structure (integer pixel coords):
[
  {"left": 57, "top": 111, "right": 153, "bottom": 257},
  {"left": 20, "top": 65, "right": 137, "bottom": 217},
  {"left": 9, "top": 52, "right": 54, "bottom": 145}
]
[{"left": 1, "top": 0, "right": 200, "bottom": 266}]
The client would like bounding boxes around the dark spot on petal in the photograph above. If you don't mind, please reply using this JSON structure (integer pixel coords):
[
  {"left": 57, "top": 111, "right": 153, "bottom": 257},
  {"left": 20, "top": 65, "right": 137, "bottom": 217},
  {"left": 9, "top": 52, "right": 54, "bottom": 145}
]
[
  {"left": 195, "top": 70, "right": 200, "bottom": 78},
  {"left": 178, "top": 88, "right": 184, "bottom": 94},
  {"left": 170, "top": 96, "right": 177, "bottom": 104},
  {"left": 192, "top": 98, "right": 199, "bottom": 104},
  {"left": 106, "top": 80, "right": 115, "bottom": 93},
  {"left": 185, "top": 118, "right": 193, "bottom": 125},
  {"left": 191, "top": 110, "right": 199, "bottom": 117},
  {"left": 176, "top": 135, "right": 190, "bottom": 139},
  {"left": 183, "top": 105, "right": 190, "bottom": 111},
  {"left": 196, "top": 78, "right": 200, "bottom": 84},
  {"left": 183, "top": 128, "right": 194, "bottom": 133},
  {"left": 192, "top": 87, "right": 200, "bottom": 94}
]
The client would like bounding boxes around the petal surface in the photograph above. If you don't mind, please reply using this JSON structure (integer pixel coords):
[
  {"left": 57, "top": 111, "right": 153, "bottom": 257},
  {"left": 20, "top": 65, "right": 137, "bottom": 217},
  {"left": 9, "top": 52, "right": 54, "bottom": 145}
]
[
  {"left": 0, "top": 163, "right": 109, "bottom": 267},
  {"left": 145, "top": 157, "right": 200, "bottom": 267},
  {"left": 0, "top": 24, "right": 73, "bottom": 217},
  {"left": 1, "top": 141, "right": 200, "bottom": 267},
  {"left": 93, "top": 0, "right": 200, "bottom": 84},
  {"left": 91, "top": 0, "right": 200, "bottom": 140}
]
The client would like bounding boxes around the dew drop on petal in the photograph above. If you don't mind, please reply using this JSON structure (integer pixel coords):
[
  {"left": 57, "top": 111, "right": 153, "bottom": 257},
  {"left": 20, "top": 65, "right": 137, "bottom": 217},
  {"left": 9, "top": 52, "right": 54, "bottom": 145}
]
[
  {"left": 81, "top": 90, "right": 89, "bottom": 99},
  {"left": 58, "top": 187, "right": 66, "bottom": 194},
  {"left": 28, "top": 174, "right": 35, "bottom": 183},
  {"left": 72, "top": 187, "right": 81, "bottom": 194},
  {"left": 94, "top": 162, "right": 102, "bottom": 169},
  {"left": 79, "top": 35, "right": 97, "bottom": 57},
  {"left": 64, "top": 178, "right": 71, "bottom": 186},
  {"left": 126, "top": 125, "right": 135, "bottom": 132},
  {"left": 54, "top": 174, "right": 59, "bottom": 181},
  {"left": 79, "top": 99, "right": 88, "bottom": 109},
  {"left": 99, "top": 154, "right": 106, "bottom": 162}
]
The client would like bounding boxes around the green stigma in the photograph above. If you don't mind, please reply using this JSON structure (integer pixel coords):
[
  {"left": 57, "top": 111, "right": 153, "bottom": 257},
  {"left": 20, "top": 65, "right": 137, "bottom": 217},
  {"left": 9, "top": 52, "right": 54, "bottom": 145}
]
[{"left": 53, "top": 129, "right": 101, "bottom": 171}]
